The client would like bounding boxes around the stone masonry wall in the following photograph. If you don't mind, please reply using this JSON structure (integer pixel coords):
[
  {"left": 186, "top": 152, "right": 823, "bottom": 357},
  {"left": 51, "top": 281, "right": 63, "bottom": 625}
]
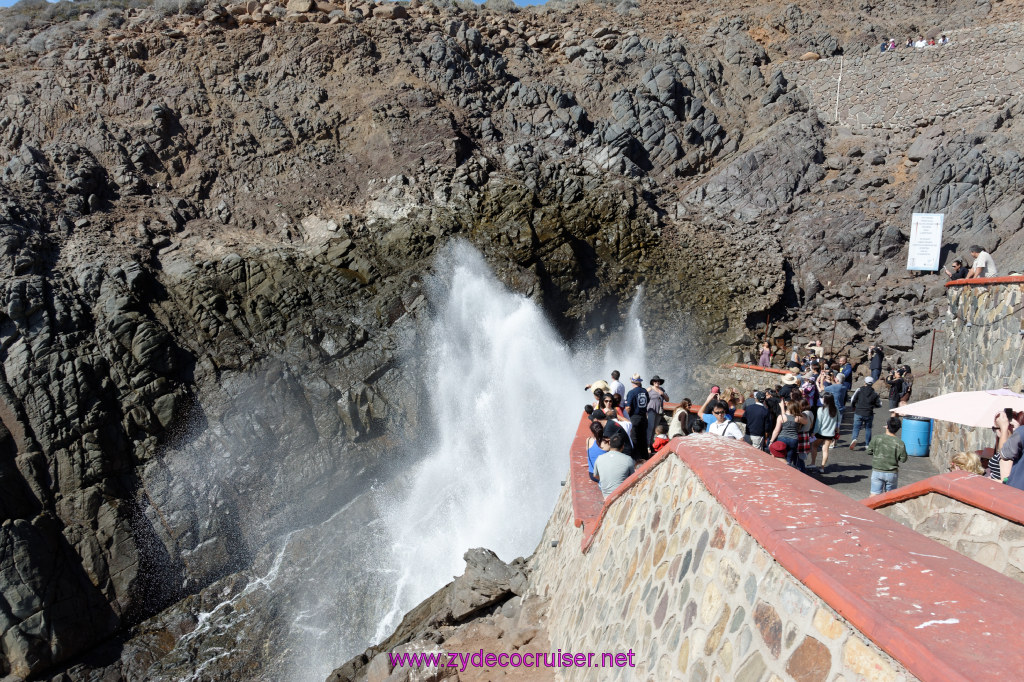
[
  {"left": 875, "top": 491, "right": 1024, "bottom": 584},
  {"left": 935, "top": 280, "right": 1024, "bottom": 469},
  {"left": 529, "top": 455, "right": 912, "bottom": 681},
  {"left": 768, "top": 23, "right": 1024, "bottom": 131}
]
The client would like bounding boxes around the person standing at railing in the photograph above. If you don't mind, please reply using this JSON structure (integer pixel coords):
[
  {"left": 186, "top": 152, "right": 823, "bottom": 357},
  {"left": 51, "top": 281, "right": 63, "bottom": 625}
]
[
  {"left": 708, "top": 401, "right": 744, "bottom": 440},
  {"left": 593, "top": 433, "right": 635, "bottom": 498},
  {"left": 624, "top": 374, "right": 650, "bottom": 460},
  {"left": 741, "top": 392, "right": 771, "bottom": 451},
  {"left": 944, "top": 258, "right": 968, "bottom": 281},
  {"left": 966, "top": 245, "right": 997, "bottom": 279},
  {"left": 585, "top": 421, "right": 607, "bottom": 483},
  {"left": 646, "top": 376, "right": 669, "bottom": 452},
  {"left": 591, "top": 410, "right": 634, "bottom": 459},
  {"left": 608, "top": 370, "right": 627, "bottom": 406}
]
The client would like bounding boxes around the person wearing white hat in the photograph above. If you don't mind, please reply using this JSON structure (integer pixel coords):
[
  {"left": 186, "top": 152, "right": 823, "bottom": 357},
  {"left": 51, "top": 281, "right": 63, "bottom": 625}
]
[
  {"left": 624, "top": 373, "right": 650, "bottom": 459},
  {"left": 849, "top": 376, "right": 882, "bottom": 451}
]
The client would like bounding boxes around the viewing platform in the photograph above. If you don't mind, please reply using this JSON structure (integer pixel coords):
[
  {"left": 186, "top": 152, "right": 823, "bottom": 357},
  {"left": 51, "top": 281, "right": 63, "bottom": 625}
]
[{"left": 537, "top": 411, "right": 1024, "bottom": 681}]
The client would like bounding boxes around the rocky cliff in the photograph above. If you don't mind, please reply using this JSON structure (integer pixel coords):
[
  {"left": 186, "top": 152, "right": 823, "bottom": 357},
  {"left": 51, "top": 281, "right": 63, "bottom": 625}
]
[{"left": 1, "top": 0, "right": 1024, "bottom": 678}]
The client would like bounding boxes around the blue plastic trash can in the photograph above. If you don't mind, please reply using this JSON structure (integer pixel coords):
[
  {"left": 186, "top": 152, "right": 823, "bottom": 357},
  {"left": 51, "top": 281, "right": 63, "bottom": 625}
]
[{"left": 901, "top": 416, "right": 932, "bottom": 457}]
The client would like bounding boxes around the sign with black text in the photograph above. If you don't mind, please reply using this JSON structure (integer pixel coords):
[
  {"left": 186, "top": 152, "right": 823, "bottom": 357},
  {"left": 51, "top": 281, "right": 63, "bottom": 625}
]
[{"left": 906, "top": 213, "right": 944, "bottom": 271}]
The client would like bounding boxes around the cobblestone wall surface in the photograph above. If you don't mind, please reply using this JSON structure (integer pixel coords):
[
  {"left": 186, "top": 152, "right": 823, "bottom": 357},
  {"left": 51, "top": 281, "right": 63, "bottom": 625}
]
[
  {"left": 936, "top": 281, "right": 1024, "bottom": 469},
  {"left": 768, "top": 23, "right": 1024, "bottom": 131},
  {"left": 876, "top": 491, "right": 1024, "bottom": 584},
  {"left": 529, "top": 456, "right": 912, "bottom": 681}
]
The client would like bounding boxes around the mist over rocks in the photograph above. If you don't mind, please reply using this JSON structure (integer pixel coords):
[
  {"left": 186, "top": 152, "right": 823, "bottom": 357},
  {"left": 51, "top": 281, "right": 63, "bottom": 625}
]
[{"left": 1, "top": 0, "right": 1024, "bottom": 677}]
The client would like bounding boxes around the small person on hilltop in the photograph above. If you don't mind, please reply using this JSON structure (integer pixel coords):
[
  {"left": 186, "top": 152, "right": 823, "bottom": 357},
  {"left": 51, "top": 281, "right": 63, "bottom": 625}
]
[
  {"left": 651, "top": 423, "right": 670, "bottom": 453},
  {"left": 593, "top": 432, "right": 636, "bottom": 498},
  {"left": 967, "top": 245, "right": 997, "bottom": 279},
  {"left": 758, "top": 341, "right": 771, "bottom": 368},
  {"left": 869, "top": 416, "right": 909, "bottom": 495},
  {"left": 888, "top": 38, "right": 897, "bottom": 50},
  {"left": 940, "top": 34, "right": 949, "bottom": 45}
]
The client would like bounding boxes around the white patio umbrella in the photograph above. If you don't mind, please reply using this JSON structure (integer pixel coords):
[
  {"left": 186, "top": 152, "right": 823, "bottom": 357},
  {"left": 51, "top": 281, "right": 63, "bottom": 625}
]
[{"left": 890, "top": 388, "right": 1024, "bottom": 428}]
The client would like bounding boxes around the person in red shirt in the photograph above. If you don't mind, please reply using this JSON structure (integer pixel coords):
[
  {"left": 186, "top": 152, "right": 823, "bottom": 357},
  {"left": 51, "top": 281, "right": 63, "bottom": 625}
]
[{"left": 651, "top": 423, "right": 670, "bottom": 453}]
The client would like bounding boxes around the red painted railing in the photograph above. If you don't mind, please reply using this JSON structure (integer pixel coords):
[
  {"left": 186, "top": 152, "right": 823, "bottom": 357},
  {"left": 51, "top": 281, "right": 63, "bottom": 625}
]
[
  {"left": 730, "top": 362, "right": 792, "bottom": 375},
  {"left": 566, "top": 422, "right": 1024, "bottom": 682},
  {"left": 946, "top": 275, "right": 1024, "bottom": 287},
  {"left": 863, "top": 469, "right": 1024, "bottom": 523}
]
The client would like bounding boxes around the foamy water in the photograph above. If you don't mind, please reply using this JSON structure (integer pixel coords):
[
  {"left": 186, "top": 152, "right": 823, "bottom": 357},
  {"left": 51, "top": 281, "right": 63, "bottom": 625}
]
[{"left": 163, "top": 243, "right": 649, "bottom": 681}]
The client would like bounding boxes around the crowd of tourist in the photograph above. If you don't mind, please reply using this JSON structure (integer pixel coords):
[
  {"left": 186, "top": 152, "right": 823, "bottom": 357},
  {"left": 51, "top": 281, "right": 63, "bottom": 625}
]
[
  {"left": 880, "top": 34, "right": 949, "bottom": 51},
  {"left": 583, "top": 330, "right": 1024, "bottom": 497},
  {"left": 582, "top": 346, "right": 920, "bottom": 498}
]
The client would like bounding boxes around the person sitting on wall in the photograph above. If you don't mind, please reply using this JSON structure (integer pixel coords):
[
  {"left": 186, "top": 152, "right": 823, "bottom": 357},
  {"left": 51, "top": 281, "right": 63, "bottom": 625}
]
[
  {"left": 944, "top": 258, "right": 969, "bottom": 281},
  {"left": 585, "top": 420, "right": 608, "bottom": 483},
  {"left": 593, "top": 432, "right": 636, "bottom": 498},
  {"left": 868, "top": 416, "right": 908, "bottom": 495},
  {"left": 888, "top": 38, "right": 897, "bottom": 50},
  {"left": 940, "top": 34, "right": 949, "bottom": 45},
  {"left": 949, "top": 451, "right": 985, "bottom": 475},
  {"left": 708, "top": 401, "right": 744, "bottom": 440},
  {"left": 966, "top": 245, "right": 997, "bottom": 279}
]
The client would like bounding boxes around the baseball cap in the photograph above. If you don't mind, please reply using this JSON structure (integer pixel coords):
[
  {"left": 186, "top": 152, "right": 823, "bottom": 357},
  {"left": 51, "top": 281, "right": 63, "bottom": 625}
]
[
  {"left": 864, "top": 377, "right": 874, "bottom": 384},
  {"left": 591, "top": 409, "right": 607, "bottom": 420},
  {"left": 755, "top": 391, "right": 766, "bottom": 401}
]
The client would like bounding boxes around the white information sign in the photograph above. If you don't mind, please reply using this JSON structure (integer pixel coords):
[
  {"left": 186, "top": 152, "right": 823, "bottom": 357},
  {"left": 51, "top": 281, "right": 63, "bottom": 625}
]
[{"left": 906, "top": 213, "right": 944, "bottom": 271}]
